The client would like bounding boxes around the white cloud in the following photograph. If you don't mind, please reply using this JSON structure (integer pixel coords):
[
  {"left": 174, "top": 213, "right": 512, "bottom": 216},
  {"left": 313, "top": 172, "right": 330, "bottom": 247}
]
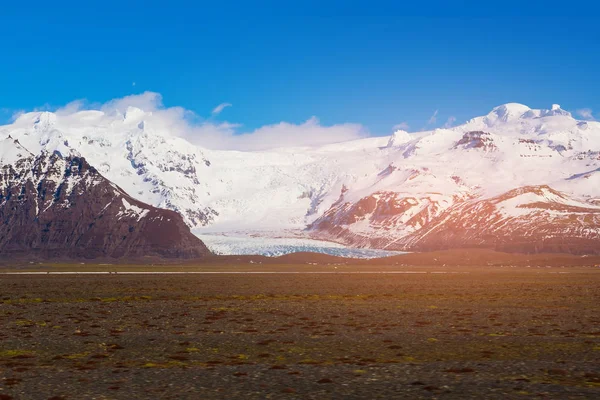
[
  {"left": 393, "top": 122, "right": 410, "bottom": 131},
  {"left": 443, "top": 116, "right": 457, "bottom": 128},
  {"left": 427, "top": 109, "right": 438, "bottom": 126},
  {"left": 56, "top": 100, "right": 86, "bottom": 116},
  {"left": 576, "top": 108, "right": 595, "bottom": 120},
  {"left": 12, "top": 92, "right": 368, "bottom": 151},
  {"left": 132, "top": 82, "right": 136, "bottom": 87},
  {"left": 211, "top": 102, "right": 232, "bottom": 116},
  {"left": 181, "top": 117, "right": 366, "bottom": 151},
  {"left": 205, "top": 117, "right": 367, "bottom": 151},
  {"left": 101, "top": 91, "right": 164, "bottom": 114}
]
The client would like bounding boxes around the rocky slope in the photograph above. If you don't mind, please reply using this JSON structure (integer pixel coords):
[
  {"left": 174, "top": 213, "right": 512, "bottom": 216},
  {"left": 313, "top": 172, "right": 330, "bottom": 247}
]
[
  {"left": 397, "top": 185, "right": 600, "bottom": 254},
  {"left": 0, "top": 137, "right": 210, "bottom": 260},
  {"left": 311, "top": 185, "right": 600, "bottom": 254}
]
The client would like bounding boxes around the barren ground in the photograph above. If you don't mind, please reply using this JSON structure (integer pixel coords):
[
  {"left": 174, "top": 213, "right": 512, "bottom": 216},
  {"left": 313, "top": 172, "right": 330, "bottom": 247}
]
[{"left": 0, "top": 266, "right": 599, "bottom": 399}]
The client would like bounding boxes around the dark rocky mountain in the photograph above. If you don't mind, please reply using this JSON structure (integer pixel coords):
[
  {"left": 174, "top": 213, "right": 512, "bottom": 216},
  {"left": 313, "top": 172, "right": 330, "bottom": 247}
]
[{"left": 0, "top": 137, "right": 210, "bottom": 260}]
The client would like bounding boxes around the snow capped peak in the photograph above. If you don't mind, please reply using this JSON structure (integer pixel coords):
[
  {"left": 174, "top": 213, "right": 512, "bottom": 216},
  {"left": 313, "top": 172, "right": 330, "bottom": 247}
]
[
  {"left": 460, "top": 102, "right": 583, "bottom": 138},
  {"left": 34, "top": 111, "right": 58, "bottom": 129},
  {"left": 386, "top": 129, "right": 411, "bottom": 147},
  {"left": 541, "top": 104, "right": 571, "bottom": 118},
  {"left": 10, "top": 110, "right": 56, "bottom": 128},
  {"left": 485, "top": 103, "right": 532, "bottom": 124},
  {"left": 485, "top": 103, "right": 573, "bottom": 121}
]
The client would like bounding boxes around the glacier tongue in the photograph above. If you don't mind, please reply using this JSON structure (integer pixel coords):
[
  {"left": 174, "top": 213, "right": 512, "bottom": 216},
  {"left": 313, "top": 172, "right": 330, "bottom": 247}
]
[{"left": 196, "top": 234, "right": 406, "bottom": 259}]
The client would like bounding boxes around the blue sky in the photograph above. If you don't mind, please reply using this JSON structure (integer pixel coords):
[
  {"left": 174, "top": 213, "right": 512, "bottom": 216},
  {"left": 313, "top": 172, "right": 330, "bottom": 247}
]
[{"left": 1, "top": 1, "right": 599, "bottom": 138}]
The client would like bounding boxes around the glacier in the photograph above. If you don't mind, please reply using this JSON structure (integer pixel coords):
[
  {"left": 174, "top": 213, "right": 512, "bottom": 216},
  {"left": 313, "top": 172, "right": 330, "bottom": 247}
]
[{"left": 195, "top": 234, "right": 406, "bottom": 258}]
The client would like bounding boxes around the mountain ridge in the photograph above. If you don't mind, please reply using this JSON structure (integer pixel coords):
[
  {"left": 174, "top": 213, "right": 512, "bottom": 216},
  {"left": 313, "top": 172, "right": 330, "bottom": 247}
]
[
  {"left": 0, "top": 138, "right": 210, "bottom": 260},
  {"left": 1, "top": 103, "right": 599, "bottom": 255}
]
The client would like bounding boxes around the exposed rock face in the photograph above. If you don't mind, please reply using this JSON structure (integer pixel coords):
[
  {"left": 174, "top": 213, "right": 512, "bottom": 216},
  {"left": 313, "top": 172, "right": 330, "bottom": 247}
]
[
  {"left": 454, "top": 131, "right": 497, "bottom": 151},
  {"left": 310, "top": 191, "right": 465, "bottom": 249},
  {"left": 398, "top": 186, "right": 600, "bottom": 254},
  {"left": 0, "top": 138, "right": 210, "bottom": 260},
  {"left": 310, "top": 185, "right": 600, "bottom": 255}
]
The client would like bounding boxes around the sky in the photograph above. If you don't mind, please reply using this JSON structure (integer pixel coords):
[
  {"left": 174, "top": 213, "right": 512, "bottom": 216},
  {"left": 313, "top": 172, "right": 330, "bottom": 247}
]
[{"left": 1, "top": 1, "right": 599, "bottom": 148}]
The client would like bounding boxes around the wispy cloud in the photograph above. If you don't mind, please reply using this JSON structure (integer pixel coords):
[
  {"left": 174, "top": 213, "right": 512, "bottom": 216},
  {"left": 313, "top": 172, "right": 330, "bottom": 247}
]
[
  {"left": 426, "top": 109, "right": 438, "bottom": 126},
  {"left": 221, "top": 117, "right": 367, "bottom": 151},
  {"left": 56, "top": 100, "right": 86, "bottom": 116},
  {"left": 392, "top": 122, "right": 410, "bottom": 131},
  {"left": 211, "top": 102, "right": 232, "bottom": 116},
  {"left": 10, "top": 111, "right": 26, "bottom": 122},
  {"left": 0, "top": 108, "right": 22, "bottom": 123},
  {"left": 443, "top": 116, "right": 457, "bottom": 128},
  {"left": 576, "top": 108, "right": 595, "bottom": 120},
  {"left": 101, "top": 91, "right": 164, "bottom": 114}
]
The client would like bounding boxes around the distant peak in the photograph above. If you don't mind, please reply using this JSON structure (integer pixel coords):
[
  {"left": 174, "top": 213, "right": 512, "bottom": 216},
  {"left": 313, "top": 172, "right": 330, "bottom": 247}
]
[
  {"left": 494, "top": 103, "right": 531, "bottom": 111},
  {"left": 487, "top": 103, "right": 531, "bottom": 122},
  {"left": 386, "top": 129, "right": 411, "bottom": 147},
  {"left": 541, "top": 104, "right": 571, "bottom": 118},
  {"left": 480, "top": 102, "right": 574, "bottom": 126},
  {"left": 34, "top": 111, "right": 57, "bottom": 129}
]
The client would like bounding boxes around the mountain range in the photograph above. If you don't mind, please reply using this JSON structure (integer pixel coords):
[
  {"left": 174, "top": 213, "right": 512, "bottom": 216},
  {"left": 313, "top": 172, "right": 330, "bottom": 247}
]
[{"left": 1, "top": 102, "right": 599, "bottom": 258}]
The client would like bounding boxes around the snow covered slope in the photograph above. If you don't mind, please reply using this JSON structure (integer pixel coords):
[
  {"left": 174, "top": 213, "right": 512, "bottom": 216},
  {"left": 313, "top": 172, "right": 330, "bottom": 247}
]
[
  {"left": 389, "top": 185, "right": 600, "bottom": 254},
  {"left": 309, "top": 104, "right": 600, "bottom": 253},
  {"left": 1, "top": 103, "right": 599, "bottom": 254}
]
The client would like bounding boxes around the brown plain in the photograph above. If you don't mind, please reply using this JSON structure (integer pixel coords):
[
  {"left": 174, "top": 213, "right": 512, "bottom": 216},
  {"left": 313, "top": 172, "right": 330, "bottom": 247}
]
[{"left": 0, "top": 261, "right": 599, "bottom": 399}]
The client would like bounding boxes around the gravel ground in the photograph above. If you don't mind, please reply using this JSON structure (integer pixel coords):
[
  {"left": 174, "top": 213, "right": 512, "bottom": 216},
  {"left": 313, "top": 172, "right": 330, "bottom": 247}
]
[{"left": 0, "top": 267, "right": 599, "bottom": 399}]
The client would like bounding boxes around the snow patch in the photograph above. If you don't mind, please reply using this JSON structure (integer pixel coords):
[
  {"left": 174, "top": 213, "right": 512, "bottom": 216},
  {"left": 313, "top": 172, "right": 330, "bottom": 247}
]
[{"left": 119, "top": 198, "right": 149, "bottom": 221}]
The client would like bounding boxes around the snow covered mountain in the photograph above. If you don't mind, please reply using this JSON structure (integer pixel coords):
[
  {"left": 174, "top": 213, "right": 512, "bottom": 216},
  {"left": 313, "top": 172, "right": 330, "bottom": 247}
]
[
  {"left": 309, "top": 104, "right": 600, "bottom": 254},
  {"left": 0, "top": 136, "right": 210, "bottom": 259},
  {"left": 397, "top": 185, "right": 600, "bottom": 254},
  {"left": 2, "top": 109, "right": 217, "bottom": 227},
  {"left": 1, "top": 102, "right": 599, "bottom": 254}
]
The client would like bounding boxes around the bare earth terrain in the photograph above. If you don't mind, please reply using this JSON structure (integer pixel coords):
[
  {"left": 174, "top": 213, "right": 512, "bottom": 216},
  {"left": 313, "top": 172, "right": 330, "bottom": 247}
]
[{"left": 1, "top": 266, "right": 599, "bottom": 399}]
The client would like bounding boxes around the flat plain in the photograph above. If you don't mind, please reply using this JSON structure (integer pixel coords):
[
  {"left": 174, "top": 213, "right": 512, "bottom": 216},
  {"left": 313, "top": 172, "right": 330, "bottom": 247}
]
[{"left": 0, "top": 266, "right": 599, "bottom": 399}]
